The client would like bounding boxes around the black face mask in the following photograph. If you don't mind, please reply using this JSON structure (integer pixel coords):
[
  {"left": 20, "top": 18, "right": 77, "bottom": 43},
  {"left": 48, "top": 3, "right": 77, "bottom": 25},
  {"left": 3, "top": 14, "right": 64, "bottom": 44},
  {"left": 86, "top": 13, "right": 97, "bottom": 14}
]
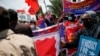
[{"left": 83, "top": 20, "right": 92, "bottom": 28}]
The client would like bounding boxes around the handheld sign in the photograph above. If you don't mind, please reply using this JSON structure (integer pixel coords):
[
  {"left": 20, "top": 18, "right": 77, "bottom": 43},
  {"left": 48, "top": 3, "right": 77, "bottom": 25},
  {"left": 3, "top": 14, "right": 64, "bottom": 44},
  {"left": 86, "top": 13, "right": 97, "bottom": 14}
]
[{"left": 77, "top": 35, "right": 100, "bottom": 56}]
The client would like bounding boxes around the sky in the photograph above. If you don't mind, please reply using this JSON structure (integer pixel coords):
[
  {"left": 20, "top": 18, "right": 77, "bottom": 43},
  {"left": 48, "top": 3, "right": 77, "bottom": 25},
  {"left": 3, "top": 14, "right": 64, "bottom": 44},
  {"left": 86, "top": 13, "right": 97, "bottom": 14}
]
[{"left": 0, "top": 0, "right": 51, "bottom": 13}]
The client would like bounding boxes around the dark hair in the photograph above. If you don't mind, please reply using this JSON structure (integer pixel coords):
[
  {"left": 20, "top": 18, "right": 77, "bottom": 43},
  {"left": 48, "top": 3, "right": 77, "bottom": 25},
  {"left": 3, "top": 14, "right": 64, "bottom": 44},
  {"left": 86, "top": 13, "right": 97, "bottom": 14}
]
[
  {"left": 0, "top": 6, "right": 10, "bottom": 31},
  {"left": 77, "top": 15, "right": 81, "bottom": 20},
  {"left": 70, "top": 13, "right": 76, "bottom": 19},
  {"left": 30, "top": 20, "right": 36, "bottom": 25},
  {"left": 96, "top": 11, "right": 100, "bottom": 17},
  {"left": 69, "top": 13, "right": 76, "bottom": 21},
  {"left": 8, "top": 9, "right": 18, "bottom": 22},
  {"left": 51, "top": 14, "right": 56, "bottom": 19},
  {"left": 50, "top": 14, "right": 56, "bottom": 21}
]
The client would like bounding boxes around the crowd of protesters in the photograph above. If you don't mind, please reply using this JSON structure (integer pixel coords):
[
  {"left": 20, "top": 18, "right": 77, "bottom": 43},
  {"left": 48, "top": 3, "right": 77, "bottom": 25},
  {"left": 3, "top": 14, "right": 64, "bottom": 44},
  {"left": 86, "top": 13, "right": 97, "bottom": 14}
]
[{"left": 0, "top": 6, "right": 100, "bottom": 56}]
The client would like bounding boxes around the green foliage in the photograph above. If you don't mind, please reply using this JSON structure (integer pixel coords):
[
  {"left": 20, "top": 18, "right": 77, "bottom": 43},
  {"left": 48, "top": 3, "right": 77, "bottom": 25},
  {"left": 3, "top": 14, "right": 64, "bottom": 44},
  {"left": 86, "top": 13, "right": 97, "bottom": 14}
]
[{"left": 47, "top": 0, "right": 63, "bottom": 16}]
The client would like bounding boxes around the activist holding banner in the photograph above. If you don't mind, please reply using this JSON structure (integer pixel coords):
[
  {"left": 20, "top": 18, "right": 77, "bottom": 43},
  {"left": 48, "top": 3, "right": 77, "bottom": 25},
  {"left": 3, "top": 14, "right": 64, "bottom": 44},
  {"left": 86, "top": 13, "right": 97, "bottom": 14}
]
[
  {"left": 62, "top": 11, "right": 100, "bottom": 56},
  {"left": 63, "top": 13, "right": 83, "bottom": 56},
  {"left": 0, "top": 6, "right": 36, "bottom": 56}
]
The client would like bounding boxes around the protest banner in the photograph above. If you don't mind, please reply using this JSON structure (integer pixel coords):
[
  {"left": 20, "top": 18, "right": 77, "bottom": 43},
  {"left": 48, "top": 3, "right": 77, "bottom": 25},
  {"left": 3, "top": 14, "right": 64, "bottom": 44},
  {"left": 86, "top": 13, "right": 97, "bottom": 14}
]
[{"left": 63, "top": 0, "right": 100, "bottom": 14}]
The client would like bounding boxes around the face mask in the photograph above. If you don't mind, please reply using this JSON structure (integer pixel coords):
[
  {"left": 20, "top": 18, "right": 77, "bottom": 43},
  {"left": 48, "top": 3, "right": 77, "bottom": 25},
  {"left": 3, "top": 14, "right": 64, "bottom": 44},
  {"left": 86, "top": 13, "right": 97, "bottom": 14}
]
[
  {"left": 30, "top": 25, "right": 34, "bottom": 28},
  {"left": 68, "top": 17, "right": 72, "bottom": 20},
  {"left": 83, "top": 20, "right": 92, "bottom": 28},
  {"left": 68, "top": 17, "right": 73, "bottom": 21}
]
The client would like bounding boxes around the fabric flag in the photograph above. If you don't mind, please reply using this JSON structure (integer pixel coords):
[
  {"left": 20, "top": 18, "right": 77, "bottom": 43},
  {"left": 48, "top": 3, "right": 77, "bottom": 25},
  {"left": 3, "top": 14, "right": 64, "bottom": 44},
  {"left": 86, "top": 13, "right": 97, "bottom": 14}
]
[
  {"left": 33, "top": 31, "right": 60, "bottom": 56},
  {"left": 25, "top": 0, "right": 39, "bottom": 15},
  {"left": 36, "top": 19, "right": 46, "bottom": 29},
  {"left": 58, "top": 23, "right": 66, "bottom": 42},
  {"left": 64, "top": 20, "right": 83, "bottom": 55},
  {"left": 32, "top": 22, "right": 66, "bottom": 41},
  {"left": 64, "top": 20, "right": 83, "bottom": 42},
  {"left": 38, "top": 20, "right": 46, "bottom": 28},
  {"left": 36, "top": 15, "right": 47, "bottom": 29},
  {"left": 32, "top": 24, "right": 58, "bottom": 36}
]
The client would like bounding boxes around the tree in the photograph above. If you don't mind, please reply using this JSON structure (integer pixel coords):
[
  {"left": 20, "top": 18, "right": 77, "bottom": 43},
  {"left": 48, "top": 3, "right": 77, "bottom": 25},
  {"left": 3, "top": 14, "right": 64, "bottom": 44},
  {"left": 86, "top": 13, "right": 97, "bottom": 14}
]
[{"left": 47, "top": 0, "right": 63, "bottom": 16}]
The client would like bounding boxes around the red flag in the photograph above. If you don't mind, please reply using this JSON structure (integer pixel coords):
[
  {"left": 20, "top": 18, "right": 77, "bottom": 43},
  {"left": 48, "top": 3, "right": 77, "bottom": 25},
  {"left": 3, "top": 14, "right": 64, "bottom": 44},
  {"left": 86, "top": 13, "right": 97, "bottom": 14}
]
[
  {"left": 36, "top": 37, "right": 56, "bottom": 56},
  {"left": 64, "top": 20, "right": 83, "bottom": 55},
  {"left": 33, "top": 32, "right": 60, "bottom": 56},
  {"left": 25, "top": 0, "right": 39, "bottom": 15}
]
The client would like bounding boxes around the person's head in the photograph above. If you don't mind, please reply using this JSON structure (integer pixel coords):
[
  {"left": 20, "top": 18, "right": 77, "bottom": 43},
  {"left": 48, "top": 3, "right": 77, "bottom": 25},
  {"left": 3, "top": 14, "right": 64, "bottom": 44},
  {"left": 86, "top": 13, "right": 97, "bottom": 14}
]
[
  {"left": 30, "top": 20, "right": 36, "bottom": 25},
  {"left": 8, "top": 9, "right": 18, "bottom": 24},
  {"left": 30, "top": 20, "right": 37, "bottom": 28},
  {"left": 81, "top": 11, "right": 97, "bottom": 28},
  {"left": 0, "top": 6, "right": 10, "bottom": 31},
  {"left": 68, "top": 13, "right": 76, "bottom": 22},
  {"left": 77, "top": 15, "right": 81, "bottom": 20},
  {"left": 50, "top": 14, "right": 56, "bottom": 23}
]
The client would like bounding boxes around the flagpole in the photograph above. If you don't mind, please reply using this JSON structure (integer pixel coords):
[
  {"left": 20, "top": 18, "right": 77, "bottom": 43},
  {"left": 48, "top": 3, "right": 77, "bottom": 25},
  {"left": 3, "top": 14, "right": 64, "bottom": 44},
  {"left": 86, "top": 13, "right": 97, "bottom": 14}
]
[{"left": 44, "top": 0, "right": 47, "bottom": 13}]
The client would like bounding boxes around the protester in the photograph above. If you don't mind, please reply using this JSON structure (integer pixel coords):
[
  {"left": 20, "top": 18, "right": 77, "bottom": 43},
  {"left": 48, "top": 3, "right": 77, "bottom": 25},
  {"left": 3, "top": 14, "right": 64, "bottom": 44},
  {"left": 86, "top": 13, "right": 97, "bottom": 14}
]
[
  {"left": 8, "top": 9, "right": 33, "bottom": 37},
  {"left": 45, "top": 14, "right": 57, "bottom": 26},
  {"left": 64, "top": 13, "right": 83, "bottom": 42},
  {"left": 30, "top": 20, "right": 40, "bottom": 31},
  {"left": 62, "top": 11, "right": 100, "bottom": 56},
  {"left": 37, "top": 7, "right": 58, "bottom": 27},
  {"left": 61, "top": 13, "right": 83, "bottom": 55},
  {"left": 0, "top": 6, "right": 36, "bottom": 56}
]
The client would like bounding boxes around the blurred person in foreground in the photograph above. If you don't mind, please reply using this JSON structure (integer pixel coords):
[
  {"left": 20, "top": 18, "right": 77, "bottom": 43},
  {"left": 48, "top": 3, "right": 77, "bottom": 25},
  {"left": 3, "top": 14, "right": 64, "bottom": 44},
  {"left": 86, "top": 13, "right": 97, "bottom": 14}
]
[
  {"left": 8, "top": 9, "right": 33, "bottom": 37},
  {"left": 0, "top": 6, "right": 36, "bottom": 56},
  {"left": 62, "top": 11, "right": 100, "bottom": 56}
]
